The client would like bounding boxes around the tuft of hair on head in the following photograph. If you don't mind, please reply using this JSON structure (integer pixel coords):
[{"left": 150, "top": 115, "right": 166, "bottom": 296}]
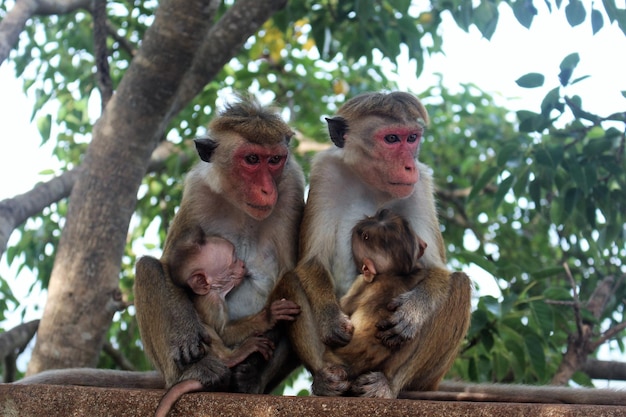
[
  {"left": 337, "top": 91, "right": 429, "bottom": 127},
  {"left": 353, "top": 208, "right": 418, "bottom": 276},
  {"left": 208, "top": 92, "right": 294, "bottom": 145}
]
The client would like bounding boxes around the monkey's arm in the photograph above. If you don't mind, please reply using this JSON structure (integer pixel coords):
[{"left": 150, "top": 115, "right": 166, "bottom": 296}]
[
  {"left": 376, "top": 268, "right": 454, "bottom": 348},
  {"left": 297, "top": 258, "right": 354, "bottom": 347},
  {"left": 135, "top": 257, "right": 214, "bottom": 377},
  {"left": 220, "top": 298, "right": 300, "bottom": 346}
]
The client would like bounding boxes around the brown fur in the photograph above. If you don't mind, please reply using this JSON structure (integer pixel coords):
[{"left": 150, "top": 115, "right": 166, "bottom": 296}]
[
  {"left": 271, "top": 91, "right": 472, "bottom": 398},
  {"left": 134, "top": 95, "right": 305, "bottom": 393}
]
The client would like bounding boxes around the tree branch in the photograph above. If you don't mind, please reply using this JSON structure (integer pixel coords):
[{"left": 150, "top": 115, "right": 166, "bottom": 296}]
[
  {"left": 581, "top": 358, "right": 626, "bottom": 382},
  {"left": 102, "top": 341, "right": 136, "bottom": 371},
  {"left": 92, "top": 0, "right": 113, "bottom": 109},
  {"left": 0, "top": 320, "right": 39, "bottom": 359},
  {"left": 0, "top": 0, "right": 91, "bottom": 66},
  {"left": 168, "top": 0, "right": 289, "bottom": 118},
  {"left": 0, "top": 140, "right": 183, "bottom": 262},
  {"left": 0, "top": 169, "right": 81, "bottom": 255}
]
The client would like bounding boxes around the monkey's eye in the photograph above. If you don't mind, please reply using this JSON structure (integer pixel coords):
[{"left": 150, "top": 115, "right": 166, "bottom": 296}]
[
  {"left": 361, "top": 232, "right": 369, "bottom": 240},
  {"left": 269, "top": 155, "right": 284, "bottom": 165},
  {"left": 384, "top": 134, "right": 400, "bottom": 144},
  {"left": 407, "top": 133, "right": 419, "bottom": 143},
  {"left": 244, "top": 154, "right": 260, "bottom": 164}
]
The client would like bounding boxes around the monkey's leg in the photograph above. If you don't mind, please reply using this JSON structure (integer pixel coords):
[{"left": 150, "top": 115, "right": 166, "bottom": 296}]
[
  {"left": 393, "top": 272, "right": 472, "bottom": 395},
  {"left": 270, "top": 271, "right": 350, "bottom": 396},
  {"left": 134, "top": 256, "right": 229, "bottom": 388}
]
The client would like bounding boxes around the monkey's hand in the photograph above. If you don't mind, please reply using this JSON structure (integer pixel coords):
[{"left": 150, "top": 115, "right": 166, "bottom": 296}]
[
  {"left": 376, "top": 289, "right": 425, "bottom": 349},
  {"left": 351, "top": 371, "right": 394, "bottom": 398},
  {"left": 180, "top": 355, "right": 230, "bottom": 390},
  {"left": 311, "top": 364, "right": 350, "bottom": 396},
  {"left": 170, "top": 315, "right": 212, "bottom": 369},
  {"left": 266, "top": 298, "right": 301, "bottom": 328},
  {"left": 225, "top": 336, "right": 275, "bottom": 368},
  {"left": 319, "top": 304, "right": 354, "bottom": 347}
]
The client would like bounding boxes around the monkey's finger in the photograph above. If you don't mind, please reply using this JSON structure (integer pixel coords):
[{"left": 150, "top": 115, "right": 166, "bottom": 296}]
[{"left": 270, "top": 299, "right": 301, "bottom": 311}]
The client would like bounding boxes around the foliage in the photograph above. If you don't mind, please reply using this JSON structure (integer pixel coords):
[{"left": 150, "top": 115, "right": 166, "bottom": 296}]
[
  {"left": 1, "top": 0, "right": 625, "bottom": 389},
  {"left": 440, "top": 53, "right": 626, "bottom": 384}
]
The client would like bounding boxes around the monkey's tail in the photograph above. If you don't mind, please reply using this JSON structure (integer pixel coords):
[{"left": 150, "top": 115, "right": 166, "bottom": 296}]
[
  {"left": 154, "top": 379, "right": 204, "bottom": 417},
  {"left": 16, "top": 369, "right": 165, "bottom": 389}
]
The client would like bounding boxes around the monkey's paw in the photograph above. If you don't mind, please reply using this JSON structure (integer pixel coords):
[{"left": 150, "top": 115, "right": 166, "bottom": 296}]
[
  {"left": 171, "top": 318, "right": 213, "bottom": 369},
  {"left": 376, "top": 293, "right": 420, "bottom": 348},
  {"left": 180, "top": 355, "right": 230, "bottom": 390},
  {"left": 320, "top": 309, "right": 354, "bottom": 348},
  {"left": 311, "top": 364, "right": 350, "bottom": 396},
  {"left": 230, "top": 352, "right": 266, "bottom": 394},
  {"left": 351, "top": 371, "right": 394, "bottom": 399}
]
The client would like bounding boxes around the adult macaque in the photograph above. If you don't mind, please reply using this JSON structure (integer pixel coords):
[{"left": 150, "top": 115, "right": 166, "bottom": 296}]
[
  {"left": 153, "top": 231, "right": 298, "bottom": 417},
  {"left": 323, "top": 208, "right": 434, "bottom": 396},
  {"left": 271, "top": 91, "right": 472, "bottom": 398},
  {"left": 134, "top": 95, "right": 305, "bottom": 394}
]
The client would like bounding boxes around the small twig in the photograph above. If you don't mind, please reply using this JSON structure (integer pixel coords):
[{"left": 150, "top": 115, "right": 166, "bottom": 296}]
[
  {"left": 102, "top": 341, "right": 137, "bottom": 371},
  {"left": 106, "top": 22, "right": 137, "bottom": 57},
  {"left": 562, "top": 262, "right": 584, "bottom": 339},
  {"left": 590, "top": 320, "right": 626, "bottom": 352},
  {"left": 544, "top": 300, "right": 577, "bottom": 306}
]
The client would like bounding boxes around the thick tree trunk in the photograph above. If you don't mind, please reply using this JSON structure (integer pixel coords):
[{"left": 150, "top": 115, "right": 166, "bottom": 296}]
[
  {"left": 26, "top": 0, "right": 220, "bottom": 374},
  {"left": 26, "top": 0, "right": 290, "bottom": 375}
]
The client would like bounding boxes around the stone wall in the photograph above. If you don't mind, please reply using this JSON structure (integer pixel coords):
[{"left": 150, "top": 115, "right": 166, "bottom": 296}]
[{"left": 2, "top": 384, "right": 626, "bottom": 416}]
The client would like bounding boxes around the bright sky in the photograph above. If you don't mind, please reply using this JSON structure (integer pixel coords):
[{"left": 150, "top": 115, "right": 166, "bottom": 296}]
[{"left": 1, "top": 3, "right": 625, "bottom": 378}]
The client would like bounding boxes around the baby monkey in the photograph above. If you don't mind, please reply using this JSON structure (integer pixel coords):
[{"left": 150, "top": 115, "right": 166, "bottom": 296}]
[
  {"left": 324, "top": 208, "right": 429, "bottom": 397},
  {"left": 155, "top": 230, "right": 300, "bottom": 417}
]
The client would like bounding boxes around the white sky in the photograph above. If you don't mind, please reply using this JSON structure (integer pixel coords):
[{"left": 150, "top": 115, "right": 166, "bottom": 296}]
[{"left": 1, "top": 3, "right": 626, "bottom": 378}]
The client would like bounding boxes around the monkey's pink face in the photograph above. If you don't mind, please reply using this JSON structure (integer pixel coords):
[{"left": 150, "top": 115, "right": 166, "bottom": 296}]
[
  {"left": 232, "top": 143, "right": 288, "bottom": 220},
  {"left": 368, "top": 125, "right": 421, "bottom": 198}
]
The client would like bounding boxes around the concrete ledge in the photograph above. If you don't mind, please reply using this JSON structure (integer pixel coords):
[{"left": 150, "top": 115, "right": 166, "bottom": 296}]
[{"left": 2, "top": 383, "right": 626, "bottom": 416}]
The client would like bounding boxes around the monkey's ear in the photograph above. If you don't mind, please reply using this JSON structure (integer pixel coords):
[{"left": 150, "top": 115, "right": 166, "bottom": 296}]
[
  {"left": 361, "top": 258, "right": 377, "bottom": 282},
  {"left": 194, "top": 138, "right": 219, "bottom": 163},
  {"left": 188, "top": 274, "right": 211, "bottom": 295},
  {"left": 415, "top": 237, "right": 428, "bottom": 260},
  {"left": 325, "top": 117, "right": 347, "bottom": 148}
]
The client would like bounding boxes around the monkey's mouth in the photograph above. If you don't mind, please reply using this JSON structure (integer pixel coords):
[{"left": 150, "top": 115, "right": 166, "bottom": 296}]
[
  {"left": 247, "top": 203, "right": 273, "bottom": 212},
  {"left": 389, "top": 182, "right": 415, "bottom": 187}
]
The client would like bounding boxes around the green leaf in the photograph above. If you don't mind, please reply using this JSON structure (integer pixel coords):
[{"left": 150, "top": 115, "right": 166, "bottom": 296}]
[
  {"left": 469, "top": 165, "right": 498, "bottom": 201},
  {"left": 524, "top": 332, "right": 546, "bottom": 380},
  {"left": 505, "top": 338, "right": 526, "bottom": 379},
  {"left": 474, "top": 1, "right": 499, "bottom": 39},
  {"left": 497, "top": 142, "right": 519, "bottom": 166},
  {"left": 529, "top": 178, "right": 542, "bottom": 208},
  {"left": 543, "top": 287, "right": 573, "bottom": 301},
  {"left": 563, "top": 187, "right": 579, "bottom": 214},
  {"left": 493, "top": 174, "right": 515, "bottom": 209},
  {"left": 565, "top": 0, "right": 587, "bottom": 26},
  {"left": 37, "top": 114, "right": 52, "bottom": 143},
  {"left": 591, "top": 8, "right": 604, "bottom": 34},
  {"left": 515, "top": 73, "right": 545, "bottom": 88},
  {"left": 513, "top": 167, "right": 531, "bottom": 196},
  {"left": 572, "top": 371, "right": 594, "bottom": 387},
  {"left": 512, "top": 0, "right": 537, "bottom": 28},
  {"left": 481, "top": 329, "right": 495, "bottom": 351},
  {"left": 559, "top": 53, "right": 580, "bottom": 86},
  {"left": 532, "top": 267, "right": 565, "bottom": 279},
  {"left": 535, "top": 147, "right": 553, "bottom": 167},
  {"left": 517, "top": 110, "right": 545, "bottom": 132},
  {"left": 540, "top": 87, "right": 562, "bottom": 116},
  {"left": 602, "top": 0, "right": 618, "bottom": 23},
  {"left": 565, "top": 158, "right": 588, "bottom": 195}
]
